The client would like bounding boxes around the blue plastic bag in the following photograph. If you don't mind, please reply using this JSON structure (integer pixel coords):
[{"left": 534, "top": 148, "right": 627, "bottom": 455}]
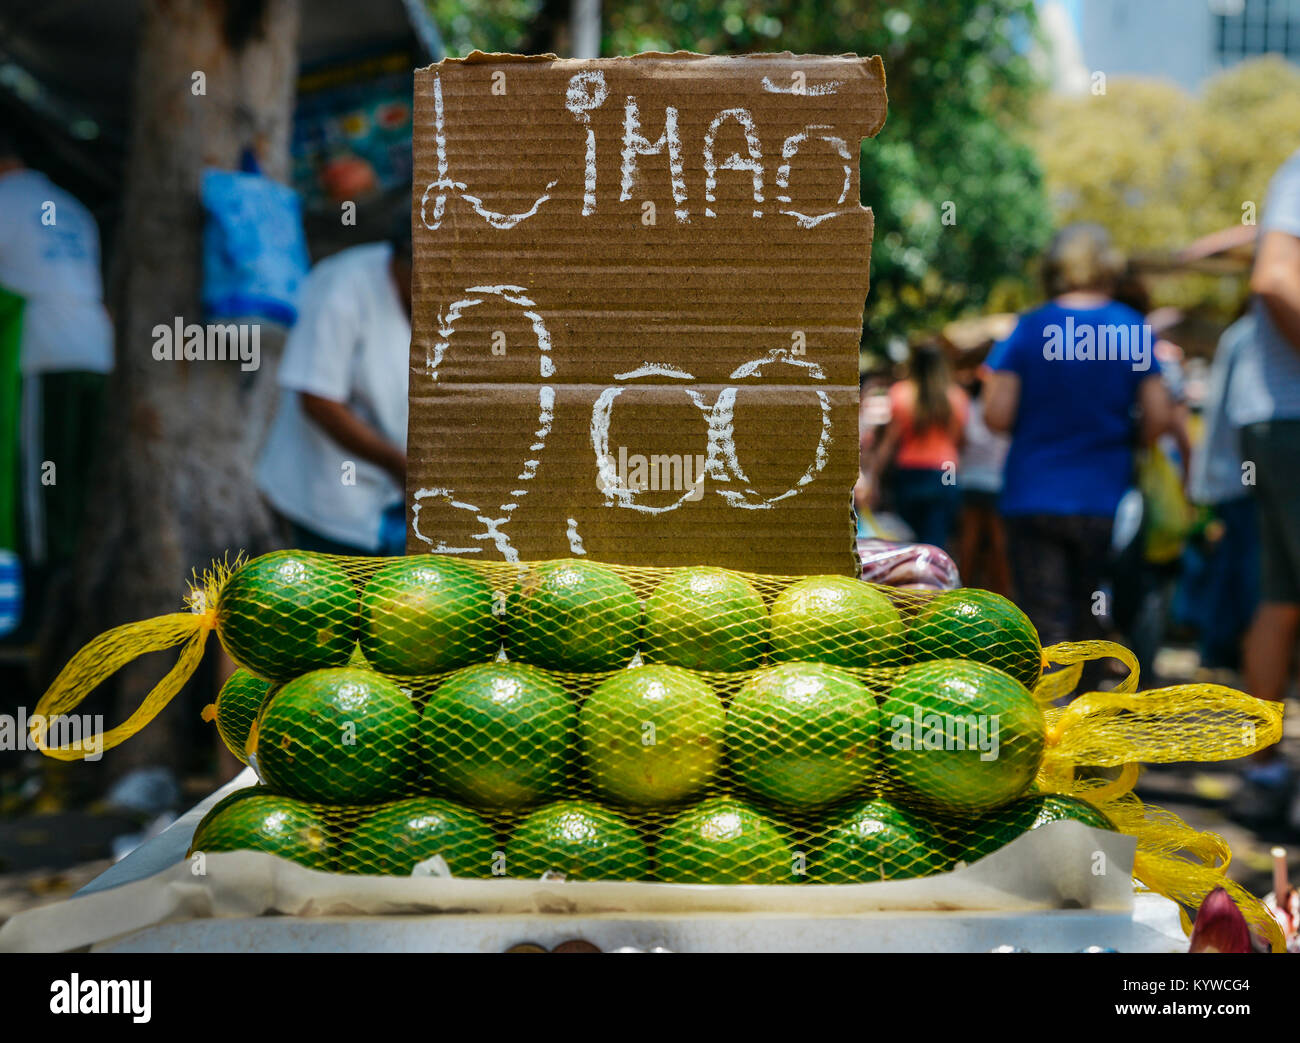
[
  {"left": 0, "top": 550, "right": 22, "bottom": 637},
  {"left": 200, "top": 153, "right": 309, "bottom": 325}
]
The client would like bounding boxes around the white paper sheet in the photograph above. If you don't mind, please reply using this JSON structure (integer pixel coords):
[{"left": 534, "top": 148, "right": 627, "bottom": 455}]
[{"left": 0, "top": 820, "right": 1136, "bottom": 953}]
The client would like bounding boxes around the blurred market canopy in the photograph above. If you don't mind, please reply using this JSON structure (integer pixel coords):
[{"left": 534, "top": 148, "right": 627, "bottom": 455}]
[{"left": 0, "top": 0, "right": 444, "bottom": 248}]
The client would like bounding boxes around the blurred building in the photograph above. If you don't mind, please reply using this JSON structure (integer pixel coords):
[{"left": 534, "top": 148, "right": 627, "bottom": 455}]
[
  {"left": 1034, "top": 0, "right": 1092, "bottom": 94},
  {"left": 1078, "top": 0, "right": 1300, "bottom": 91}
]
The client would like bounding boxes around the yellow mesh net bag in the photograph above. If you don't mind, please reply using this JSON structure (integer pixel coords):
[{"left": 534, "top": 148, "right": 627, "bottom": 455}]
[{"left": 30, "top": 551, "right": 1288, "bottom": 951}]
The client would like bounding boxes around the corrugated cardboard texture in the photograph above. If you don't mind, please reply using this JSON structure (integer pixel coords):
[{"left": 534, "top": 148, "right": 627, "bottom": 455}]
[{"left": 408, "top": 51, "right": 887, "bottom": 574}]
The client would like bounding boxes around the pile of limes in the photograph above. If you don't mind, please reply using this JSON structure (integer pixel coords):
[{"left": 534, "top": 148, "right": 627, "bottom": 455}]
[{"left": 194, "top": 552, "right": 1113, "bottom": 883}]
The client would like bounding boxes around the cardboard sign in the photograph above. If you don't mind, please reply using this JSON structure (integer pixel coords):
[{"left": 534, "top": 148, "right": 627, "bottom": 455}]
[{"left": 408, "top": 51, "right": 886, "bottom": 574}]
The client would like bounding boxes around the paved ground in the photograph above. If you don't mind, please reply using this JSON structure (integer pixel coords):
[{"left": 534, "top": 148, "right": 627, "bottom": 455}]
[
  {"left": 1138, "top": 647, "right": 1300, "bottom": 904},
  {"left": 1138, "top": 758, "right": 1298, "bottom": 898},
  {"left": 0, "top": 859, "right": 114, "bottom": 926}
]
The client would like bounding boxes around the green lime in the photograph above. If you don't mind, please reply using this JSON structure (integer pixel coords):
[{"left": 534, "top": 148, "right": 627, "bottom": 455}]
[
  {"left": 338, "top": 797, "right": 497, "bottom": 877},
  {"left": 580, "top": 665, "right": 725, "bottom": 806},
  {"left": 212, "top": 669, "right": 272, "bottom": 764},
  {"left": 814, "top": 797, "right": 956, "bottom": 882},
  {"left": 642, "top": 567, "right": 768, "bottom": 671},
  {"left": 192, "top": 784, "right": 270, "bottom": 828},
  {"left": 881, "top": 659, "right": 1045, "bottom": 813},
  {"left": 728, "top": 662, "right": 880, "bottom": 809},
  {"left": 422, "top": 662, "right": 575, "bottom": 808},
  {"left": 907, "top": 589, "right": 1042, "bottom": 690},
  {"left": 957, "top": 794, "right": 1116, "bottom": 863},
  {"left": 217, "top": 551, "right": 359, "bottom": 681},
  {"left": 359, "top": 556, "right": 498, "bottom": 675},
  {"left": 769, "top": 575, "right": 904, "bottom": 667},
  {"left": 188, "top": 792, "right": 331, "bottom": 870},
  {"left": 507, "top": 800, "right": 649, "bottom": 880},
  {"left": 655, "top": 798, "right": 795, "bottom": 884},
  {"left": 251, "top": 667, "right": 420, "bottom": 803},
  {"left": 504, "top": 559, "right": 640, "bottom": 670}
]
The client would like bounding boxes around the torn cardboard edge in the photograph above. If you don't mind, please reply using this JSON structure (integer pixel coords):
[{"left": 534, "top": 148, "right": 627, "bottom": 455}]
[{"left": 429, "top": 50, "right": 889, "bottom": 141}]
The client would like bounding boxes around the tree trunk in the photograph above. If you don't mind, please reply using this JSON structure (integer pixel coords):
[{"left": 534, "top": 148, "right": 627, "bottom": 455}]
[{"left": 62, "top": 0, "right": 301, "bottom": 776}]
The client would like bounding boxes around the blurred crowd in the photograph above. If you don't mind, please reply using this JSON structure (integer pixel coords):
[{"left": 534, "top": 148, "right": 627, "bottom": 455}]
[{"left": 859, "top": 147, "right": 1300, "bottom": 826}]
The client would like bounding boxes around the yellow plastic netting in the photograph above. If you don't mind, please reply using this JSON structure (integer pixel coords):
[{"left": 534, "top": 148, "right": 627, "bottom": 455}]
[{"left": 29, "top": 551, "right": 1287, "bottom": 950}]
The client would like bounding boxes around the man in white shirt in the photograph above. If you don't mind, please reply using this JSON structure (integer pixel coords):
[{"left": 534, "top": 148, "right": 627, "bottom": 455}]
[
  {"left": 0, "top": 131, "right": 114, "bottom": 633},
  {"left": 256, "top": 220, "right": 411, "bottom": 555}
]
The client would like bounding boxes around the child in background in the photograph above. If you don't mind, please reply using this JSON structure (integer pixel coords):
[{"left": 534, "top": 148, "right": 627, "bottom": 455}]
[{"left": 868, "top": 341, "right": 968, "bottom": 552}]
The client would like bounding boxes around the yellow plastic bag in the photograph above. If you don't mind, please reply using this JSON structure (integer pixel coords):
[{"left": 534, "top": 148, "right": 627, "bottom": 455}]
[{"left": 1138, "top": 445, "right": 1194, "bottom": 565}]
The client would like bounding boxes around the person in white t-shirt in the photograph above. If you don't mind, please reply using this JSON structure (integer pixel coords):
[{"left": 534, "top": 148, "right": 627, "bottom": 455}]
[
  {"left": 0, "top": 131, "right": 114, "bottom": 634},
  {"left": 255, "top": 222, "right": 411, "bottom": 555}
]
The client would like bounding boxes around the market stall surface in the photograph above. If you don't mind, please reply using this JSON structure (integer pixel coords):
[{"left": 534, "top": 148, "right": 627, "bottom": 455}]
[{"left": 5, "top": 769, "right": 1186, "bottom": 954}]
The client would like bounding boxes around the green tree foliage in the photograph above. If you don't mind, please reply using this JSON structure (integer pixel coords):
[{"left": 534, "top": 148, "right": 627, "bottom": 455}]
[
  {"left": 429, "top": 1, "right": 1053, "bottom": 355},
  {"left": 1201, "top": 56, "right": 1300, "bottom": 232},
  {"left": 428, "top": 0, "right": 545, "bottom": 57},
  {"left": 1033, "top": 56, "right": 1300, "bottom": 320}
]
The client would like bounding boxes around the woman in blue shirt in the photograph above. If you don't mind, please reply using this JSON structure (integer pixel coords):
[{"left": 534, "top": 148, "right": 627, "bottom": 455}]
[{"left": 983, "top": 224, "right": 1173, "bottom": 650}]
